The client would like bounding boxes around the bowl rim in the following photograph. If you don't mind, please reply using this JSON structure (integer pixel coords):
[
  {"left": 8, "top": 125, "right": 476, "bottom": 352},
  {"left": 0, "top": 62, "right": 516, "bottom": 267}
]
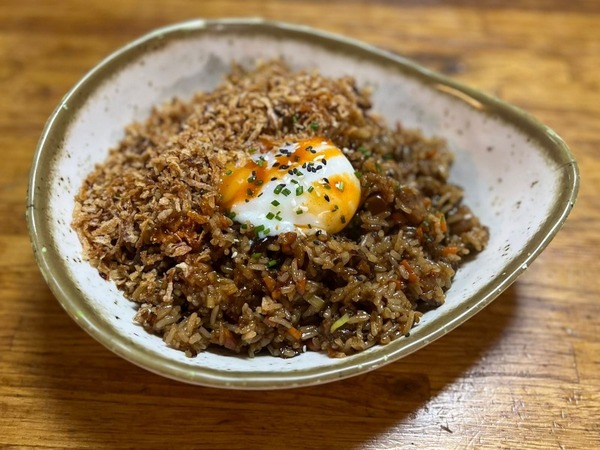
[{"left": 27, "top": 18, "right": 580, "bottom": 389}]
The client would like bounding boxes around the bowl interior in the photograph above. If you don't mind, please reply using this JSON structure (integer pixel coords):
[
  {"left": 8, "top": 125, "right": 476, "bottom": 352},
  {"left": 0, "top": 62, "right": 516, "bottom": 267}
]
[{"left": 29, "top": 19, "right": 578, "bottom": 388}]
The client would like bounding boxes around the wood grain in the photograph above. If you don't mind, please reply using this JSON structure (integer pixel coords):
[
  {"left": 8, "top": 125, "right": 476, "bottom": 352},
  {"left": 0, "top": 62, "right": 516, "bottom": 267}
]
[{"left": 1, "top": 1, "right": 599, "bottom": 448}]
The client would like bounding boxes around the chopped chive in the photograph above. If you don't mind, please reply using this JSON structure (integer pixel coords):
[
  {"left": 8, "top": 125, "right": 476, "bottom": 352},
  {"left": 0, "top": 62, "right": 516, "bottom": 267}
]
[
  {"left": 247, "top": 175, "right": 256, "bottom": 183},
  {"left": 251, "top": 252, "right": 262, "bottom": 259},
  {"left": 332, "top": 204, "right": 339, "bottom": 212},
  {"left": 310, "top": 121, "right": 319, "bottom": 131},
  {"left": 292, "top": 114, "right": 298, "bottom": 124},
  {"left": 264, "top": 228, "right": 271, "bottom": 235},
  {"left": 247, "top": 188, "right": 254, "bottom": 196},
  {"left": 271, "top": 200, "right": 280, "bottom": 207},
  {"left": 282, "top": 188, "right": 291, "bottom": 196},
  {"left": 248, "top": 148, "right": 257, "bottom": 154},
  {"left": 296, "top": 208, "right": 303, "bottom": 215},
  {"left": 274, "top": 184, "right": 285, "bottom": 194},
  {"left": 341, "top": 215, "right": 347, "bottom": 224},
  {"left": 324, "top": 184, "right": 331, "bottom": 190},
  {"left": 307, "top": 186, "right": 314, "bottom": 193},
  {"left": 256, "top": 179, "right": 264, "bottom": 186},
  {"left": 257, "top": 157, "right": 266, "bottom": 168},
  {"left": 335, "top": 181, "right": 345, "bottom": 192},
  {"left": 290, "top": 179, "right": 298, "bottom": 184},
  {"left": 358, "top": 146, "right": 371, "bottom": 156},
  {"left": 354, "top": 170, "right": 362, "bottom": 179},
  {"left": 324, "top": 194, "right": 330, "bottom": 202},
  {"left": 275, "top": 211, "right": 283, "bottom": 221},
  {"left": 225, "top": 169, "right": 233, "bottom": 176},
  {"left": 296, "top": 186, "right": 304, "bottom": 196},
  {"left": 267, "top": 259, "right": 278, "bottom": 268},
  {"left": 241, "top": 223, "right": 248, "bottom": 229},
  {"left": 270, "top": 177, "right": 277, "bottom": 181},
  {"left": 266, "top": 212, "right": 275, "bottom": 220},
  {"left": 255, "top": 225, "right": 265, "bottom": 234},
  {"left": 227, "top": 211, "right": 236, "bottom": 219}
]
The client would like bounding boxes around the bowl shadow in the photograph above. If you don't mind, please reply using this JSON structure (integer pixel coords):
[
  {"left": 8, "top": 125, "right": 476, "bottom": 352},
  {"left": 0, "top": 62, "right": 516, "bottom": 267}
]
[{"left": 33, "top": 282, "right": 518, "bottom": 449}]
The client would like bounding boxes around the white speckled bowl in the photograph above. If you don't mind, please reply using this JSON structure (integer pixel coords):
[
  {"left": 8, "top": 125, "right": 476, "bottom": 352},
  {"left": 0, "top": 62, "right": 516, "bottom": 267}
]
[{"left": 28, "top": 19, "right": 579, "bottom": 389}]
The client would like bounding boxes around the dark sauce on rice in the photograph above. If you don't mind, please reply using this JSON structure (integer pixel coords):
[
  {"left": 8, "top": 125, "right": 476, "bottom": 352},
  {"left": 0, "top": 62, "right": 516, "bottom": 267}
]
[{"left": 72, "top": 61, "right": 489, "bottom": 358}]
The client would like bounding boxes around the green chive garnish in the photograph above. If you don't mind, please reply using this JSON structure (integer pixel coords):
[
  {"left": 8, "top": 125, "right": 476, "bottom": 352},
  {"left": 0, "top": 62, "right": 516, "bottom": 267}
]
[
  {"left": 266, "top": 212, "right": 275, "bottom": 220},
  {"left": 335, "top": 181, "right": 345, "bottom": 192},
  {"left": 296, "top": 186, "right": 304, "bottom": 196},
  {"left": 267, "top": 259, "right": 278, "bottom": 267},
  {"left": 282, "top": 188, "right": 291, "bottom": 196},
  {"left": 310, "top": 121, "right": 319, "bottom": 131},
  {"left": 271, "top": 200, "right": 280, "bottom": 207},
  {"left": 307, "top": 186, "right": 314, "bottom": 193}
]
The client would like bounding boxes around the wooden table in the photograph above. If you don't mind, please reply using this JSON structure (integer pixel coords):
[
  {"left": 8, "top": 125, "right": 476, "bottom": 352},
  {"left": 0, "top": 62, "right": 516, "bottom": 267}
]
[{"left": 1, "top": 1, "right": 598, "bottom": 448}]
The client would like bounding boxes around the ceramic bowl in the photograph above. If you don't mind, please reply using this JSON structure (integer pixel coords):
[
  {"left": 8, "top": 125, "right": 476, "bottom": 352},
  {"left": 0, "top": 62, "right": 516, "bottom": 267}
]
[{"left": 27, "top": 19, "right": 579, "bottom": 389}]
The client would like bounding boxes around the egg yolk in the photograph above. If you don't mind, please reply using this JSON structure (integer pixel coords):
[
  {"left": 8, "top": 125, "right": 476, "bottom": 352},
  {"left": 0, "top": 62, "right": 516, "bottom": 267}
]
[{"left": 220, "top": 137, "right": 362, "bottom": 236}]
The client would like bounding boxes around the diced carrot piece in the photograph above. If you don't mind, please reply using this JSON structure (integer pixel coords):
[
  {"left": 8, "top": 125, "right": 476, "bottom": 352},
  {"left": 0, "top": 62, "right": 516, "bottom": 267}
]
[
  {"left": 442, "top": 246, "right": 459, "bottom": 256},
  {"left": 288, "top": 327, "right": 302, "bottom": 340}
]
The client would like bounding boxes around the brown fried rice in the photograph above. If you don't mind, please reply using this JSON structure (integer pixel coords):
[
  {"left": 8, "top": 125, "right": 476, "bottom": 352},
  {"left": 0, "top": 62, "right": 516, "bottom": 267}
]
[{"left": 72, "top": 60, "right": 489, "bottom": 358}]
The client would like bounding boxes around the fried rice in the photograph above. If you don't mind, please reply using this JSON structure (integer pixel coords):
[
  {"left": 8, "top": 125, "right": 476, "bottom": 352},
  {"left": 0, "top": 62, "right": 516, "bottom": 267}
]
[{"left": 72, "top": 60, "right": 489, "bottom": 358}]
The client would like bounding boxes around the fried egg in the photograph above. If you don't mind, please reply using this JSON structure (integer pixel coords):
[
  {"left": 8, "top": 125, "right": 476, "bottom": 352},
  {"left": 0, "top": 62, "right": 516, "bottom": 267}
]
[{"left": 220, "top": 137, "right": 362, "bottom": 236}]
